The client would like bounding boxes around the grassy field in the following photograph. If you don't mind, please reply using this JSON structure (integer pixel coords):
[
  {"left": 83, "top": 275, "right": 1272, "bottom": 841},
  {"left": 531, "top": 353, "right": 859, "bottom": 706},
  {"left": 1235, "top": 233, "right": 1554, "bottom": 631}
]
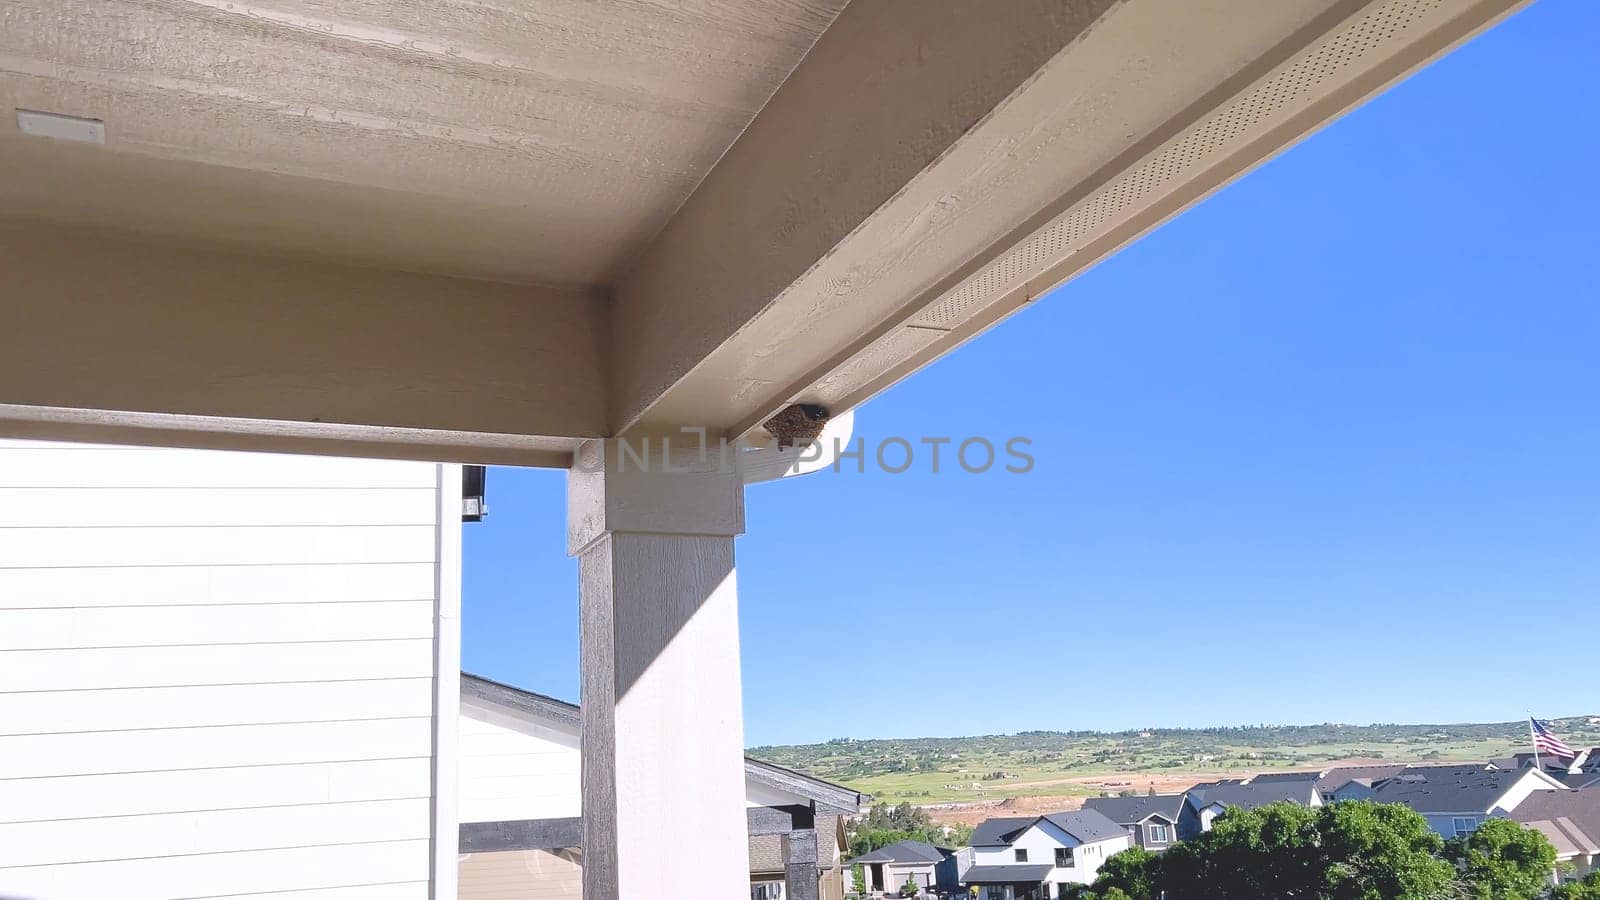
[{"left": 750, "top": 717, "right": 1600, "bottom": 807}]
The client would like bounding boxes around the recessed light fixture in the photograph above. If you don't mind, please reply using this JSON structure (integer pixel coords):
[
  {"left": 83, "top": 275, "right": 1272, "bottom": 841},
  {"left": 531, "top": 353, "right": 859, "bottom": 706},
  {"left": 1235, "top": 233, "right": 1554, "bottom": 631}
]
[{"left": 16, "top": 109, "right": 105, "bottom": 145}]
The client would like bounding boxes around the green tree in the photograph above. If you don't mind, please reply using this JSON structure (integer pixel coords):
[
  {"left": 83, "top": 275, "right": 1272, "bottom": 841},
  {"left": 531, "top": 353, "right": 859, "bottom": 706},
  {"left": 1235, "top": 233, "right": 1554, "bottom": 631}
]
[
  {"left": 1444, "top": 817, "right": 1557, "bottom": 900},
  {"left": 1077, "top": 801, "right": 1455, "bottom": 900},
  {"left": 899, "top": 875, "right": 921, "bottom": 897},
  {"left": 1088, "top": 846, "right": 1158, "bottom": 899},
  {"left": 849, "top": 864, "right": 866, "bottom": 898}
]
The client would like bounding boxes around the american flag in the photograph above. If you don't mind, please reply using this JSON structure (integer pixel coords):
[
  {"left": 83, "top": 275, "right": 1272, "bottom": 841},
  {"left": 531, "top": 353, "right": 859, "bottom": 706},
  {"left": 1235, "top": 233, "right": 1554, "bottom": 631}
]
[{"left": 1532, "top": 718, "right": 1577, "bottom": 760}]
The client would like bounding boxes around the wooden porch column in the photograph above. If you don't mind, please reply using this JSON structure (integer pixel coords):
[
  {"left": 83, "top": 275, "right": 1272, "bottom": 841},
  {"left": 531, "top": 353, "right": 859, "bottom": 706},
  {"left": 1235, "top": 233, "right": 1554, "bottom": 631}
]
[
  {"left": 568, "top": 439, "right": 749, "bottom": 899},
  {"left": 782, "top": 829, "right": 819, "bottom": 900}
]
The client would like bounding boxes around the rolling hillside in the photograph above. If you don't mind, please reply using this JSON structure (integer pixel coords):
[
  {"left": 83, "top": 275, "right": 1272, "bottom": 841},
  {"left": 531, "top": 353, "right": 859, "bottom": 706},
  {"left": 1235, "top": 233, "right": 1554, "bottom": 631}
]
[{"left": 750, "top": 716, "right": 1600, "bottom": 808}]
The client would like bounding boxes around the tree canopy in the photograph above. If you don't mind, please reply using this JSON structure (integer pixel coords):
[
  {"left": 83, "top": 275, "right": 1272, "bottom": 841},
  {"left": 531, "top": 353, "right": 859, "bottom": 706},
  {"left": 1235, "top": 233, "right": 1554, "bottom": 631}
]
[
  {"left": 1071, "top": 801, "right": 1559, "bottom": 900},
  {"left": 1445, "top": 816, "right": 1558, "bottom": 900},
  {"left": 847, "top": 802, "right": 974, "bottom": 859}
]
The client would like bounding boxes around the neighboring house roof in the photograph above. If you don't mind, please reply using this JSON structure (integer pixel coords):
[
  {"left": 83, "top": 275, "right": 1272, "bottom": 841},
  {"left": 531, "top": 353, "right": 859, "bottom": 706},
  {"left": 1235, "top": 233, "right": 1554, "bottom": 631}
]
[
  {"left": 1247, "top": 771, "right": 1324, "bottom": 784},
  {"left": 1317, "top": 765, "right": 1409, "bottom": 795},
  {"left": 461, "top": 672, "right": 864, "bottom": 813},
  {"left": 969, "top": 810, "right": 1127, "bottom": 848},
  {"left": 1368, "top": 766, "right": 1558, "bottom": 814},
  {"left": 969, "top": 816, "right": 1038, "bottom": 847},
  {"left": 1510, "top": 789, "right": 1600, "bottom": 854},
  {"left": 1523, "top": 817, "right": 1600, "bottom": 859},
  {"left": 961, "top": 864, "right": 1056, "bottom": 884},
  {"left": 844, "top": 840, "right": 947, "bottom": 865},
  {"left": 1040, "top": 809, "right": 1130, "bottom": 844},
  {"left": 1081, "top": 795, "right": 1186, "bottom": 825},
  {"left": 1186, "top": 779, "right": 1320, "bottom": 811}
]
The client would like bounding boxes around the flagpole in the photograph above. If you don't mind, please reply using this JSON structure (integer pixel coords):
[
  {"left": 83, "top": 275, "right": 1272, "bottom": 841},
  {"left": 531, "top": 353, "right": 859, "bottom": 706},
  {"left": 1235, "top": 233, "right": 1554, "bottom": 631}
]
[{"left": 1529, "top": 715, "right": 1542, "bottom": 772}]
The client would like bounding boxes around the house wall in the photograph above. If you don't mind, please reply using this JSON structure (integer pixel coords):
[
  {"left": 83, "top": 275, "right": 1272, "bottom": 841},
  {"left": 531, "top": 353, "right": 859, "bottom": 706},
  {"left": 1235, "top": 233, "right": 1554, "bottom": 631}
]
[
  {"left": 1421, "top": 812, "right": 1497, "bottom": 839},
  {"left": 970, "top": 821, "right": 1130, "bottom": 890},
  {"left": 1135, "top": 816, "right": 1176, "bottom": 850},
  {"left": 0, "top": 440, "right": 457, "bottom": 899},
  {"left": 459, "top": 699, "right": 583, "bottom": 822},
  {"left": 1494, "top": 774, "right": 1560, "bottom": 814},
  {"left": 878, "top": 861, "right": 937, "bottom": 892},
  {"left": 459, "top": 848, "right": 583, "bottom": 900}
]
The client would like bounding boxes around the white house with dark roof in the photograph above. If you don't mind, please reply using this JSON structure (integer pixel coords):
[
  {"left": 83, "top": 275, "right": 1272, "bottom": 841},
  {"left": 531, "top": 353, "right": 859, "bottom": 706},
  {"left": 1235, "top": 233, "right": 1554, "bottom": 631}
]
[
  {"left": 1080, "top": 795, "right": 1185, "bottom": 851},
  {"left": 964, "top": 811, "right": 1132, "bottom": 900},
  {"left": 1367, "top": 764, "right": 1565, "bottom": 840},
  {"left": 1178, "top": 777, "right": 1324, "bottom": 839}
]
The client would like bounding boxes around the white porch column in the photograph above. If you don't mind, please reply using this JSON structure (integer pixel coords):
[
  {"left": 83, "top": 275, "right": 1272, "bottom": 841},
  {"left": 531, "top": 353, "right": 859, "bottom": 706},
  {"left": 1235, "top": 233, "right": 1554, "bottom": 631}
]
[{"left": 568, "top": 439, "right": 749, "bottom": 899}]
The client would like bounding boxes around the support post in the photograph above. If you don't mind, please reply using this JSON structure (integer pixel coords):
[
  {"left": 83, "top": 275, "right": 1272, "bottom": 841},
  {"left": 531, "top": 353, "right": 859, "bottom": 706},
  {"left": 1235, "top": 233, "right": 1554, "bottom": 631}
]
[
  {"left": 568, "top": 439, "right": 749, "bottom": 899},
  {"left": 782, "top": 829, "right": 819, "bottom": 900}
]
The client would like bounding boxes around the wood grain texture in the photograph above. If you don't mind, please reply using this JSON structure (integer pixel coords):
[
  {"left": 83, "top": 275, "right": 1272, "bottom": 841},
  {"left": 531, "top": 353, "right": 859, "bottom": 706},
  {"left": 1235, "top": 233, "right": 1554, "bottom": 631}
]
[
  {"left": 0, "top": 224, "right": 607, "bottom": 445},
  {"left": 608, "top": 0, "right": 1118, "bottom": 430},
  {"left": 0, "top": 0, "right": 845, "bottom": 283},
  {"left": 576, "top": 509, "right": 749, "bottom": 899}
]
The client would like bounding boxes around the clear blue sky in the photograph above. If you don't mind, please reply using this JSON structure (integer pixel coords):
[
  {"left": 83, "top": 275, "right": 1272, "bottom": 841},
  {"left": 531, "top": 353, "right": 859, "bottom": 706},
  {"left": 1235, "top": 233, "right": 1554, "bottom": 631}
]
[{"left": 464, "top": 0, "right": 1599, "bottom": 747}]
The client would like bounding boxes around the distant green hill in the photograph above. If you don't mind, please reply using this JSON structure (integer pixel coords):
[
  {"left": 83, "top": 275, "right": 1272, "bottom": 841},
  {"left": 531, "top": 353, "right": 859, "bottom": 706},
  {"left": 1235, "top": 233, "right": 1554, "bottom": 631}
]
[{"left": 749, "top": 716, "right": 1600, "bottom": 805}]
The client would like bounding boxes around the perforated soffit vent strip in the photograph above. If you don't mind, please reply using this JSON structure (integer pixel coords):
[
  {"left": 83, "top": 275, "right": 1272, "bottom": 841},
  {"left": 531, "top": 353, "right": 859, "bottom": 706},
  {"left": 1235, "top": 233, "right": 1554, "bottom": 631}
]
[{"left": 819, "top": 0, "right": 1509, "bottom": 412}]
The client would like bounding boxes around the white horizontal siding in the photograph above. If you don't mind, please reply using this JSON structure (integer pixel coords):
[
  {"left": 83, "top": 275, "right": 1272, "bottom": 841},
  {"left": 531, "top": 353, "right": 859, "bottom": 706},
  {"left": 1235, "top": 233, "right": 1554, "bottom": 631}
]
[
  {"left": 0, "top": 678, "right": 434, "bottom": 735},
  {"left": 0, "top": 441, "right": 447, "bottom": 900},
  {"left": 0, "top": 445, "right": 436, "bottom": 488},
  {"left": 192, "top": 884, "right": 432, "bottom": 900},
  {"left": 458, "top": 702, "right": 583, "bottom": 823},
  {"left": 1, "top": 717, "right": 434, "bottom": 779},
  {"left": 0, "top": 798, "right": 432, "bottom": 867},
  {"left": 0, "top": 487, "right": 437, "bottom": 527},
  {"left": 0, "top": 839, "right": 432, "bottom": 900},
  {"left": 0, "top": 524, "right": 436, "bottom": 568},
  {"left": 0, "top": 759, "right": 434, "bottom": 824},
  {"left": 0, "top": 599, "right": 435, "bottom": 650},
  {"left": 0, "top": 562, "right": 436, "bottom": 609},
  {"left": 0, "top": 639, "right": 437, "bottom": 689}
]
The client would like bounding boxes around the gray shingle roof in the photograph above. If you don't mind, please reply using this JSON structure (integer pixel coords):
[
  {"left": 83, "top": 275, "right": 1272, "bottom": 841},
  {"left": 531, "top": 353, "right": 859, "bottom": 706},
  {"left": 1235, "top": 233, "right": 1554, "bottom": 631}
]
[
  {"left": 1081, "top": 795, "right": 1186, "bottom": 825},
  {"left": 844, "top": 840, "right": 946, "bottom": 865},
  {"left": 1368, "top": 766, "right": 1543, "bottom": 814},
  {"left": 969, "top": 816, "right": 1037, "bottom": 847},
  {"left": 1510, "top": 789, "right": 1600, "bottom": 852},
  {"left": 961, "top": 864, "right": 1055, "bottom": 883},
  {"left": 1247, "top": 771, "right": 1324, "bottom": 784},
  {"left": 1187, "top": 779, "right": 1320, "bottom": 810},
  {"left": 1041, "top": 809, "right": 1129, "bottom": 844},
  {"left": 1316, "top": 765, "right": 1409, "bottom": 795}
]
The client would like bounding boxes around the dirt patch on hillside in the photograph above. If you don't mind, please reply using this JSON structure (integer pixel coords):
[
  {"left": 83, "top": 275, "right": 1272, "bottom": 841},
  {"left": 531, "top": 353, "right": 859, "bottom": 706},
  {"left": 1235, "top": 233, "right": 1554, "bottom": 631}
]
[{"left": 922, "top": 760, "right": 1396, "bottom": 827}]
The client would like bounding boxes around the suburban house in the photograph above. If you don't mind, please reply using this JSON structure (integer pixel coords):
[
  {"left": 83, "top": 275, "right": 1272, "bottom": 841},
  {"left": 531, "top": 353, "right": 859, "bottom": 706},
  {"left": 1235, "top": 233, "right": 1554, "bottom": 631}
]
[
  {"left": 0, "top": 0, "right": 1525, "bottom": 895},
  {"left": 843, "top": 840, "right": 956, "bottom": 897},
  {"left": 1366, "top": 764, "right": 1566, "bottom": 839},
  {"left": 1080, "top": 795, "right": 1185, "bottom": 851},
  {"left": 1509, "top": 789, "right": 1600, "bottom": 883},
  {"left": 458, "top": 673, "right": 864, "bottom": 900},
  {"left": 1179, "top": 778, "right": 1323, "bottom": 839},
  {"left": 963, "top": 811, "right": 1132, "bottom": 900}
]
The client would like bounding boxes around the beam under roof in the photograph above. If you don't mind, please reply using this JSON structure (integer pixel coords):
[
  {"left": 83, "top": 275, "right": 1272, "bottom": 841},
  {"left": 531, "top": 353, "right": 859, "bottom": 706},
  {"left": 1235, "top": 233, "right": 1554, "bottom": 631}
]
[
  {"left": 610, "top": 0, "right": 1527, "bottom": 441},
  {"left": 0, "top": 223, "right": 605, "bottom": 466}
]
